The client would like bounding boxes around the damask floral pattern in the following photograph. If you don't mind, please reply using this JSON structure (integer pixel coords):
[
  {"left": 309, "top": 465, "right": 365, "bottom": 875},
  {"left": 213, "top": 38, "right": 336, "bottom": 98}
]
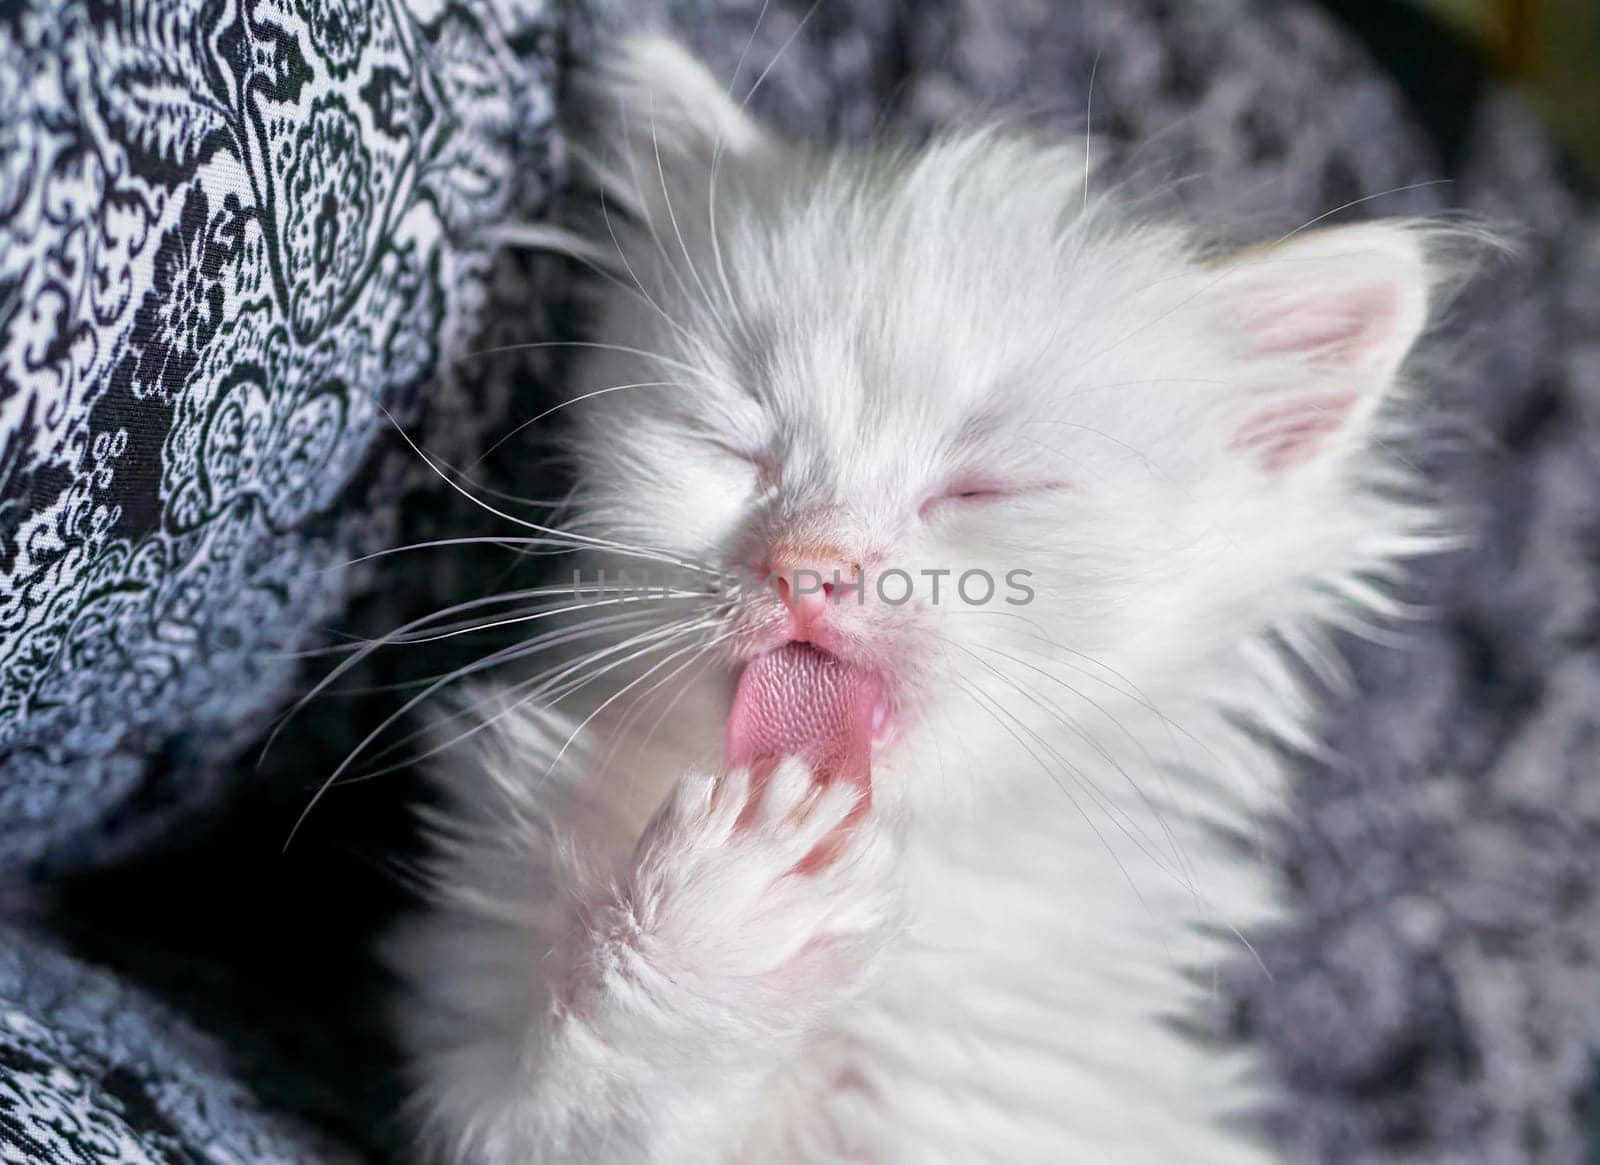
[
  {"left": 294, "top": 0, "right": 373, "bottom": 79},
  {"left": 0, "top": 0, "right": 558, "bottom": 872},
  {"left": 281, "top": 97, "right": 376, "bottom": 336}
]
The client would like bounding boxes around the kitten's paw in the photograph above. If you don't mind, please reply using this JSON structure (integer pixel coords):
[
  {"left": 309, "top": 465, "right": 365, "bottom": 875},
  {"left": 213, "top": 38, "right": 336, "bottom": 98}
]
[{"left": 618, "top": 760, "right": 898, "bottom": 1032}]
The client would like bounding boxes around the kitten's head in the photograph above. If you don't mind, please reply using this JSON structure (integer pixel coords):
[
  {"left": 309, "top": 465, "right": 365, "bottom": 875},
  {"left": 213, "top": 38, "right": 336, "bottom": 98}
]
[{"left": 560, "top": 36, "right": 1451, "bottom": 758}]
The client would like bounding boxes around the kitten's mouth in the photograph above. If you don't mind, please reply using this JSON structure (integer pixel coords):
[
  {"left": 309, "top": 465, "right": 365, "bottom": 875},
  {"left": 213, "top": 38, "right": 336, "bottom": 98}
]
[{"left": 726, "top": 643, "right": 889, "bottom": 797}]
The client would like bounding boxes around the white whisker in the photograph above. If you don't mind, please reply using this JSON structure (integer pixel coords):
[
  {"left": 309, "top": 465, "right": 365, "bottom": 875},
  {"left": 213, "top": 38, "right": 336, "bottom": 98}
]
[
  {"left": 333, "top": 613, "right": 720, "bottom": 789},
  {"left": 376, "top": 403, "right": 727, "bottom": 579},
  {"left": 469, "top": 380, "right": 686, "bottom": 469}
]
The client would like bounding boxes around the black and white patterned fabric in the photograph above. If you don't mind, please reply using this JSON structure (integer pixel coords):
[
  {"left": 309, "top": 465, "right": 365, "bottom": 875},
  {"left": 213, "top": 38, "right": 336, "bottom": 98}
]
[
  {"left": 2, "top": 0, "right": 1599, "bottom": 1162},
  {"left": 0, "top": 0, "right": 558, "bottom": 873}
]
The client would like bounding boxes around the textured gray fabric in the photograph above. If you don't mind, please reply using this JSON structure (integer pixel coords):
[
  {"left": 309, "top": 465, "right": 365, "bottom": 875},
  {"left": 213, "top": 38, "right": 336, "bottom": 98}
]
[
  {"left": 0, "top": 922, "right": 344, "bottom": 1163},
  {"left": 641, "top": 2, "right": 1600, "bottom": 1161}
]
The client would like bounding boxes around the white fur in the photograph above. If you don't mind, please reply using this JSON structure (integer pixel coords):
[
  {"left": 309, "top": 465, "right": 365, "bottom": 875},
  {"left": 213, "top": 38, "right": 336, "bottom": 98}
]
[{"left": 392, "top": 36, "right": 1458, "bottom": 1163}]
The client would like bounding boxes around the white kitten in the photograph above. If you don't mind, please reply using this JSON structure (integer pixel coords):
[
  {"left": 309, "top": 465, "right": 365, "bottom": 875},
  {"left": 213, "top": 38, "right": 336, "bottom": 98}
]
[{"left": 393, "top": 34, "right": 1458, "bottom": 1164}]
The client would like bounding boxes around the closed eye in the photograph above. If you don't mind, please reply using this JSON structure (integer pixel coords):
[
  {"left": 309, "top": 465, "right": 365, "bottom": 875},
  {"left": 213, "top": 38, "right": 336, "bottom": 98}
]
[{"left": 918, "top": 479, "right": 1070, "bottom": 520}]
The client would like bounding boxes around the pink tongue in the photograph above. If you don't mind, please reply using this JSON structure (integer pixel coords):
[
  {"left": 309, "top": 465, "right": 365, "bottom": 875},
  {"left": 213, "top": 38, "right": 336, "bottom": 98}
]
[{"left": 727, "top": 644, "right": 879, "bottom": 795}]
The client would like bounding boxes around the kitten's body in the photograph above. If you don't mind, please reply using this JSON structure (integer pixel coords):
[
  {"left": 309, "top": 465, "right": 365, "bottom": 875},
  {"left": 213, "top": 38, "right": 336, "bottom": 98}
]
[{"left": 395, "top": 37, "right": 1453, "bottom": 1163}]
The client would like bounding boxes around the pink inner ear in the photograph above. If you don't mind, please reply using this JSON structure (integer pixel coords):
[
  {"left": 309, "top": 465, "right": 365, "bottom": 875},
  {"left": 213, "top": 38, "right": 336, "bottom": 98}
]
[
  {"left": 1234, "top": 392, "right": 1356, "bottom": 472},
  {"left": 1244, "top": 285, "right": 1400, "bottom": 369},
  {"left": 1227, "top": 280, "right": 1407, "bottom": 472}
]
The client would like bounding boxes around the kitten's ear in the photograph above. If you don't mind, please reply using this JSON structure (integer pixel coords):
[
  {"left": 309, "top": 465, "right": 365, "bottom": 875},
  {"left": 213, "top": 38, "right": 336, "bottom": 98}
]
[
  {"left": 1207, "top": 223, "right": 1434, "bottom": 473},
  {"left": 578, "top": 34, "right": 764, "bottom": 204}
]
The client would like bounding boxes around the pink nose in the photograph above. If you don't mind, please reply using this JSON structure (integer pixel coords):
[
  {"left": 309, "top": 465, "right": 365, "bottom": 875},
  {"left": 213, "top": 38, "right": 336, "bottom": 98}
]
[{"left": 767, "top": 558, "right": 861, "bottom": 633}]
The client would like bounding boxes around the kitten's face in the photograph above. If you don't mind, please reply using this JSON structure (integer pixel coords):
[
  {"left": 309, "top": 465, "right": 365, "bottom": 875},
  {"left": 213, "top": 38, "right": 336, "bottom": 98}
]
[{"left": 567, "top": 37, "right": 1434, "bottom": 745}]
